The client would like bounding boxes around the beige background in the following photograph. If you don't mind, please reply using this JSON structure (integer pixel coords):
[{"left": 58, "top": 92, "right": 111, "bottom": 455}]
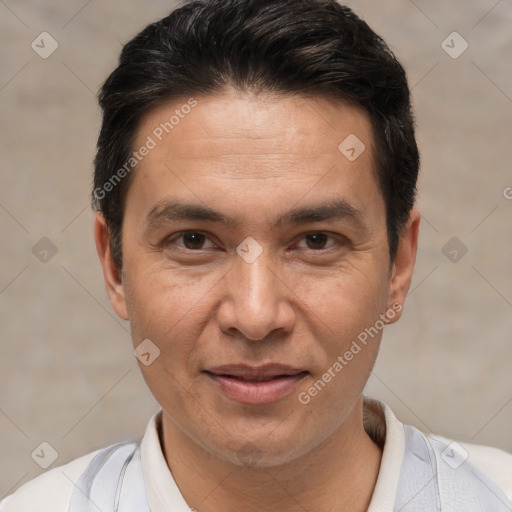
[{"left": 1, "top": 0, "right": 511, "bottom": 497}]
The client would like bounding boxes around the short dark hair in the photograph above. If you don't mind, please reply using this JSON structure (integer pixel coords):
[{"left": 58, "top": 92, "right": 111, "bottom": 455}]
[{"left": 93, "top": 0, "right": 419, "bottom": 270}]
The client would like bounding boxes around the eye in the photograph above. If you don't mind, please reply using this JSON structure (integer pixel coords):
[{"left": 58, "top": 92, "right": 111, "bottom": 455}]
[
  {"left": 296, "top": 233, "right": 340, "bottom": 250},
  {"left": 165, "top": 231, "right": 217, "bottom": 251}
]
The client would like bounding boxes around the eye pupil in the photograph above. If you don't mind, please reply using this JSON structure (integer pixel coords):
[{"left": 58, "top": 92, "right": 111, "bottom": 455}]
[
  {"left": 183, "top": 232, "right": 205, "bottom": 249},
  {"left": 306, "top": 234, "right": 328, "bottom": 249}
]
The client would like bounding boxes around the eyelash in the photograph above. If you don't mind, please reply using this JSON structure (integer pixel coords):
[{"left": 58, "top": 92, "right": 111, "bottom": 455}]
[{"left": 163, "top": 231, "right": 345, "bottom": 253}]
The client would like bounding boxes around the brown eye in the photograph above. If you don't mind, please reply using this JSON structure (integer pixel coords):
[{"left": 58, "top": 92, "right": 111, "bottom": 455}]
[
  {"left": 182, "top": 232, "right": 207, "bottom": 249},
  {"left": 165, "top": 231, "right": 216, "bottom": 251},
  {"left": 304, "top": 233, "right": 329, "bottom": 249}
]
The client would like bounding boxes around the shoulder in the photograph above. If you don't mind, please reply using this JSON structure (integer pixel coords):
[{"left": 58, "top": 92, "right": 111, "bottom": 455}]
[
  {"left": 0, "top": 448, "right": 101, "bottom": 512},
  {"left": 369, "top": 399, "right": 512, "bottom": 508},
  {"left": 426, "top": 432, "right": 512, "bottom": 503},
  {"left": 456, "top": 438, "right": 512, "bottom": 501}
]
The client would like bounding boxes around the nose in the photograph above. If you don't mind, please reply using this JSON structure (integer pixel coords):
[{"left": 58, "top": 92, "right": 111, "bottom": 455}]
[{"left": 216, "top": 250, "right": 296, "bottom": 341}]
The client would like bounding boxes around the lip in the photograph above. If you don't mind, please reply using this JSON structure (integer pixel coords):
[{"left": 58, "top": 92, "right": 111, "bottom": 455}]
[{"left": 204, "top": 364, "right": 308, "bottom": 405}]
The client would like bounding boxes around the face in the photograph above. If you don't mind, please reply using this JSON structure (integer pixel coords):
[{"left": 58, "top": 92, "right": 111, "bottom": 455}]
[{"left": 96, "top": 89, "right": 419, "bottom": 467}]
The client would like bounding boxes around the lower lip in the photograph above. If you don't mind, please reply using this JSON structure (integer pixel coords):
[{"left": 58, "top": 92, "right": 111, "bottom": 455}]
[{"left": 205, "top": 372, "right": 308, "bottom": 405}]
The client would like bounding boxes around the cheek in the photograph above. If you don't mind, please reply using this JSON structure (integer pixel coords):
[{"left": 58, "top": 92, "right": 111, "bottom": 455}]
[
  {"left": 295, "top": 273, "right": 387, "bottom": 413},
  {"left": 123, "top": 262, "right": 219, "bottom": 345},
  {"left": 122, "top": 267, "right": 216, "bottom": 408},
  {"left": 300, "top": 265, "right": 389, "bottom": 338}
]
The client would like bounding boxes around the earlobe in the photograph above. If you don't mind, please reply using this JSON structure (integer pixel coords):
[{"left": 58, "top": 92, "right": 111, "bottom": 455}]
[
  {"left": 94, "top": 214, "right": 129, "bottom": 320},
  {"left": 386, "top": 209, "right": 421, "bottom": 324}
]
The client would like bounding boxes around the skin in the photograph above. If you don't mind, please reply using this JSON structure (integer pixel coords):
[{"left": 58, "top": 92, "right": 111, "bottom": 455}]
[{"left": 95, "top": 89, "right": 420, "bottom": 512}]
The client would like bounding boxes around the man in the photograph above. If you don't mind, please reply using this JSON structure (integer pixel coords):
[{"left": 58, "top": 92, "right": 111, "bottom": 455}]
[{"left": 2, "top": 0, "right": 511, "bottom": 510}]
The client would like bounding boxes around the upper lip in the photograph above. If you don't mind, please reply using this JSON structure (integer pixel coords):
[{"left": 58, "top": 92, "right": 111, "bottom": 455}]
[{"left": 204, "top": 364, "right": 307, "bottom": 380}]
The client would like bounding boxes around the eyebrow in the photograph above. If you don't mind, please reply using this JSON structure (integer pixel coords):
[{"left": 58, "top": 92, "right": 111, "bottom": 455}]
[{"left": 145, "top": 198, "right": 365, "bottom": 229}]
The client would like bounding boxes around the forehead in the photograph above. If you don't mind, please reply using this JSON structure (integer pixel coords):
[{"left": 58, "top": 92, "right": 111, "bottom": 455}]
[
  {"left": 137, "top": 90, "right": 373, "bottom": 161},
  {"left": 127, "top": 90, "right": 382, "bottom": 225}
]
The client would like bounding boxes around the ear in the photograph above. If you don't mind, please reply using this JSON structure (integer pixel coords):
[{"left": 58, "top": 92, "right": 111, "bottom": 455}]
[
  {"left": 385, "top": 208, "right": 420, "bottom": 324},
  {"left": 94, "top": 213, "right": 129, "bottom": 320}
]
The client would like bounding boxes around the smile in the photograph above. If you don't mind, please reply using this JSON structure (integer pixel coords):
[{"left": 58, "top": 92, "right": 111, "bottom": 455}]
[{"left": 204, "top": 365, "right": 308, "bottom": 405}]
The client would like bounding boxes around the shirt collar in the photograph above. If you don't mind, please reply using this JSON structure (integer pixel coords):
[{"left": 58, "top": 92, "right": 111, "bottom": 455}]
[
  {"left": 140, "top": 411, "right": 192, "bottom": 512},
  {"left": 366, "top": 397, "right": 405, "bottom": 511}
]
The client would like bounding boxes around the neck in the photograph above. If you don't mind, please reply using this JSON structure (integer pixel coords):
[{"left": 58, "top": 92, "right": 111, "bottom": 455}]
[{"left": 161, "top": 396, "right": 382, "bottom": 512}]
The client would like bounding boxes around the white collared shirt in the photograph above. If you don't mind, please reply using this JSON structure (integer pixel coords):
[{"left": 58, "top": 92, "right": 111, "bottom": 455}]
[{"left": 2, "top": 398, "right": 511, "bottom": 511}]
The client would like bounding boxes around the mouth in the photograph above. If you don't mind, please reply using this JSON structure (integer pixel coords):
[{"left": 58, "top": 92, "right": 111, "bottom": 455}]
[{"left": 203, "top": 364, "right": 308, "bottom": 405}]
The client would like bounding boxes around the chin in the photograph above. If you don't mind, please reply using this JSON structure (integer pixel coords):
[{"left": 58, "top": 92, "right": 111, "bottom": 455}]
[{"left": 202, "top": 430, "right": 314, "bottom": 469}]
